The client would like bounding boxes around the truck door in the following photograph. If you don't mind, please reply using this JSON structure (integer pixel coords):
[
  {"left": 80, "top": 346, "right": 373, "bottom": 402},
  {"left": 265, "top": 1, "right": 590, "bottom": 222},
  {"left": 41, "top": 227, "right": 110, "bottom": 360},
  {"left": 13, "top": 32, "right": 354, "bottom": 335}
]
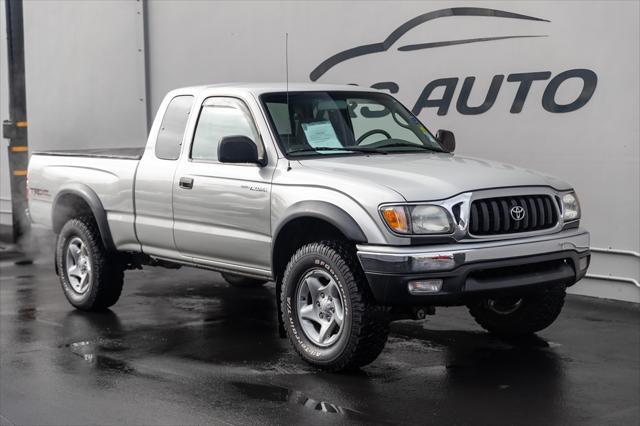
[
  {"left": 172, "top": 96, "right": 273, "bottom": 275},
  {"left": 134, "top": 95, "right": 194, "bottom": 257}
]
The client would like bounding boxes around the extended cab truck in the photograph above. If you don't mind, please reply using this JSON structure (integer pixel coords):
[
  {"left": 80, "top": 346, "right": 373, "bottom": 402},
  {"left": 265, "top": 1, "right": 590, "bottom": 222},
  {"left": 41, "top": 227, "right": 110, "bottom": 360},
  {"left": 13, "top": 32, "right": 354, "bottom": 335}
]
[{"left": 28, "top": 83, "right": 591, "bottom": 371}]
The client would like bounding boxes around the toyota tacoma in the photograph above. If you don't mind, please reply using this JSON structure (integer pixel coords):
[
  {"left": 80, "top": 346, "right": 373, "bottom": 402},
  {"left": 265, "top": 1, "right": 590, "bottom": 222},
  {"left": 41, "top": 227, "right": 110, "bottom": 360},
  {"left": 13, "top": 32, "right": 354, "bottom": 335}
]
[{"left": 27, "top": 83, "right": 590, "bottom": 371}]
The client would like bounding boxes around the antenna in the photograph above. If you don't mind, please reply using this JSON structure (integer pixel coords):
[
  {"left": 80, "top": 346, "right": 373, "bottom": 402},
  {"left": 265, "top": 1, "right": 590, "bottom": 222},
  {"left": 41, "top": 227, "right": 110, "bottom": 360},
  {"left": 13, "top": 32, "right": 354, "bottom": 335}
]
[
  {"left": 285, "top": 32, "right": 292, "bottom": 171},
  {"left": 285, "top": 32, "right": 289, "bottom": 96},
  {"left": 285, "top": 31, "right": 290, "bottom": 119}
]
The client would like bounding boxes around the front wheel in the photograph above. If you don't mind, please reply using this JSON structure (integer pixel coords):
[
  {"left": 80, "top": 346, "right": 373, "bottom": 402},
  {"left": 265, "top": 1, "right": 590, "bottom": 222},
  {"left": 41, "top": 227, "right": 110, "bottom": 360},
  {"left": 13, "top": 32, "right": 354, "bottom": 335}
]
[
  {"left": 281, "top": 241, "right": 390, "bottom": 372},
  {"left": 468, "top": 285, "right": 566, "bottom": 336}
]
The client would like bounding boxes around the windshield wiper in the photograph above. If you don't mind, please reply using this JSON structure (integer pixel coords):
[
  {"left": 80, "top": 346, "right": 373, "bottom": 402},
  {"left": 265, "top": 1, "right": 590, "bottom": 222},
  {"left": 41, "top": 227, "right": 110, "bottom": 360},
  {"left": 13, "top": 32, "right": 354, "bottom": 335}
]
[
  {"left": 375, "top": 142, "right": 443, "bottom": 153},
  {"left": 287, "top": 146, "right": 388, "bottom": 155}
]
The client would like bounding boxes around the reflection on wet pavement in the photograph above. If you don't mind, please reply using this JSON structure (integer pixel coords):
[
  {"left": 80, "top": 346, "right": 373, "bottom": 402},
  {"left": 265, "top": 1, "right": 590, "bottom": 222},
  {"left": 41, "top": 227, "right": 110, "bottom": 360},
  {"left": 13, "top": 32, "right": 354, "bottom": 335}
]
[
  {"left": 232, "top": 381, "right": 371, "bottom": 419},
  {"left": 0, "top": 260, "right": 638, "bottom": 425}
]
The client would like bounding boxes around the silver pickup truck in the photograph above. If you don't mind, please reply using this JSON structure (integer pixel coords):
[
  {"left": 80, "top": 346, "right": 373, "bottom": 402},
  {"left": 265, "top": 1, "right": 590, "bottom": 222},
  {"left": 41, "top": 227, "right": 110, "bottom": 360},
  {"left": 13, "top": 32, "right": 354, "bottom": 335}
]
[{"left": 28, "top": 83, "right": 590, "bottom": 371}]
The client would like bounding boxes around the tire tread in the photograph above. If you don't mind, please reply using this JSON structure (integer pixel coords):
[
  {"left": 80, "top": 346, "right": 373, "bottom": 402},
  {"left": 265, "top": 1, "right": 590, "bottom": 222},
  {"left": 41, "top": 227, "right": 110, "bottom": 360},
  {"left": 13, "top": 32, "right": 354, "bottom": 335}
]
[
  {"left": 468, "top": 285, "right": 566, "bottom": 336},
  {"left": 281, "top": 240, "right": 389, "bottom": 371},
  {"left": 57, "top": 215, "right": 124, "bottom": 310}
]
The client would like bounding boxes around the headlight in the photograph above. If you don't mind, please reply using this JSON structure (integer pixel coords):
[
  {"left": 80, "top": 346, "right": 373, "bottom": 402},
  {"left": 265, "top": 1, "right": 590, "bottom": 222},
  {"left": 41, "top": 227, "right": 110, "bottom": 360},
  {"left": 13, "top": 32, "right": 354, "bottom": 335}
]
[
  {"left": 410, "top": 205, "right": 453, "bottom": 234},
  {"left": 381, "top": 205, "right": 453, "bottom": 234},
  {"left": 561, "top": 192, "right": 581, "bottom": 221}
]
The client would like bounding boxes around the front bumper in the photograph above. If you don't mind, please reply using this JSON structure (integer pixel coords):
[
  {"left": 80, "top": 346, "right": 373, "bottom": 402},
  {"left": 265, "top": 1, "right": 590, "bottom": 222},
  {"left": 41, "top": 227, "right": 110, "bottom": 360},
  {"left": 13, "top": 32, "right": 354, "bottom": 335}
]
[{"left": 357, "top": 228, "right": 590, "bottom": 305}]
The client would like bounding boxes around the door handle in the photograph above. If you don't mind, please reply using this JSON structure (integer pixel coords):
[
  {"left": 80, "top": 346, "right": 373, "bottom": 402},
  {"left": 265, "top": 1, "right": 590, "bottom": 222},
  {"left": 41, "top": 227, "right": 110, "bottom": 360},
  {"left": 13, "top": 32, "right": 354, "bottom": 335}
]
[{"left": 179, "top": 177, "right": 194, "bottom": 189}]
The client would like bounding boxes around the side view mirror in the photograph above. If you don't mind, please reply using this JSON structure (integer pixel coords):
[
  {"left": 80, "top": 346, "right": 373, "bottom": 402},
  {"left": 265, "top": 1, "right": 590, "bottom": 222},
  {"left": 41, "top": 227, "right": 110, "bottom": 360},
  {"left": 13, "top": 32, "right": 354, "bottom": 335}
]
[
  {"left": 218, "top": 135, "right": 264, "bottom": 165},
  {"left": 436, "top": 129, "right": 456, "bottom": 153}
]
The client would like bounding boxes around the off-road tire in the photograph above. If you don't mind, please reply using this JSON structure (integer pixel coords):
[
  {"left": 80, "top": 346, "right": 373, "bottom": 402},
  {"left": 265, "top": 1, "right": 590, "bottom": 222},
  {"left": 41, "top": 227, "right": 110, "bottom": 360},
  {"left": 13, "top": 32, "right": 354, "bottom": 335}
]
[
  {"left": 221, "top": 272, "right": 268, "bottom": 287},
  {"left": 56, "top": 216, "right": 124, "bottom": 311},
  {"left": 468, "top": 285, "right": 566, "bottom": 336},
  {"left": 281, "top": 241, "right": 390, "bottom": 372}
]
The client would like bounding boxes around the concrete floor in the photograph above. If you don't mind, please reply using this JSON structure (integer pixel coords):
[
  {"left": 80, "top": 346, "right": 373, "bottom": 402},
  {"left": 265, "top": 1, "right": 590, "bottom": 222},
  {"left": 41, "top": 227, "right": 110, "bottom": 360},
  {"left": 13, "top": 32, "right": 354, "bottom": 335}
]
[{"left": 1, "top": 255, "right": 638, "bottom": 425}]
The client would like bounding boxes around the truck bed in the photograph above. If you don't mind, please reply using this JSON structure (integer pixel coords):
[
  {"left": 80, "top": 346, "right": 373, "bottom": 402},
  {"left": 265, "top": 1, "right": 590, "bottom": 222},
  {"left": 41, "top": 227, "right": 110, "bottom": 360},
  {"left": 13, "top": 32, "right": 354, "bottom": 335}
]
[
  {"left": 33, "top": 147, "right": 144, "bottom": 160},
  {"left": 28, "top": 150, "right": 142, "bottom": 251}
]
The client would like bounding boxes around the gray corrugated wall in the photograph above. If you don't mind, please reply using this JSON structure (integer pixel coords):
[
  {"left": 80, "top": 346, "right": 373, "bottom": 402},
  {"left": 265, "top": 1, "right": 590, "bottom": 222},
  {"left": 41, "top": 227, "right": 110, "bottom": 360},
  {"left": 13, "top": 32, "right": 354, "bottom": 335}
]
[
  {"left": 145, "top": 0, "right": 640, "bottom": 302},
  {"left": 1, "top": 1, "right": 11, "bottom": 226},
  {"left": 1, "top": 0, "right": 148, "bottom": 225},
  {"left": 0, "top": 0, "right": 637, "bottom": 302}
]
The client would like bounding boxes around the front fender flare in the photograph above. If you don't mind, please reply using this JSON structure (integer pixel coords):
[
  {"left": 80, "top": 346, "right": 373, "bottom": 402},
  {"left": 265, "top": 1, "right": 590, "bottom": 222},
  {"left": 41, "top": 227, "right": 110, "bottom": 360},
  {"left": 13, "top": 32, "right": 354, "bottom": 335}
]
[{"left": 273, "top": 201, "right": 368, "bottom": 244}]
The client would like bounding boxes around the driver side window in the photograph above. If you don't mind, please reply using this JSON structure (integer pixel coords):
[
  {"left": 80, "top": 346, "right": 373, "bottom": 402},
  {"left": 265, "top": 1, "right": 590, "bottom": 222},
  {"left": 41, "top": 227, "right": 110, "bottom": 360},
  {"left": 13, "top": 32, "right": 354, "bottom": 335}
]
[{"left": 191, "top": 97, "right": 264, "bottom": 162}]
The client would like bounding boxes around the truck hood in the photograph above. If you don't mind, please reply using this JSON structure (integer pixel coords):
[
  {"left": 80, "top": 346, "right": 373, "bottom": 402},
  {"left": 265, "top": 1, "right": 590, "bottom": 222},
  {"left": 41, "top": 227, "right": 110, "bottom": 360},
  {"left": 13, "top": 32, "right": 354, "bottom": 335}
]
[{"left": 298, "top": 153, "right": 572, "bottom": 201}]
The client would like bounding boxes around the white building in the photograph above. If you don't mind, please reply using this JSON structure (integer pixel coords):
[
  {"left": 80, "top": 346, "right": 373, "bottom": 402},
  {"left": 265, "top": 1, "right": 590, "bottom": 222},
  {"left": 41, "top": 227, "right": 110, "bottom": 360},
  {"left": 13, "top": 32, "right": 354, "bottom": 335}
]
[{"left": 1, "top": 0, "right": 638, "bottom": 301}]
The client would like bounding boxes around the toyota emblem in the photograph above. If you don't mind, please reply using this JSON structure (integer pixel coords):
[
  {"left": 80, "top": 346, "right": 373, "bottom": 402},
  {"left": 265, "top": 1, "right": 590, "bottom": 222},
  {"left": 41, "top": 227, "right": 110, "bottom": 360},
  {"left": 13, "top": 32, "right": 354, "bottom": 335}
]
[{"left": 510, "top": 206, "right": 526, "bottom": 221}]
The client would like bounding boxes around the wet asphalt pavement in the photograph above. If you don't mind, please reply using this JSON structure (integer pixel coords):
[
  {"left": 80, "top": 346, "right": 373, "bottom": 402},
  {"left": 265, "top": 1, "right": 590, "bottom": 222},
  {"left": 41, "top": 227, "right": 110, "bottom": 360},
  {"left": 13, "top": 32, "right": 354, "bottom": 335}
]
[{"left": 1, "top": 255, "right": 638, "bottom": 426}]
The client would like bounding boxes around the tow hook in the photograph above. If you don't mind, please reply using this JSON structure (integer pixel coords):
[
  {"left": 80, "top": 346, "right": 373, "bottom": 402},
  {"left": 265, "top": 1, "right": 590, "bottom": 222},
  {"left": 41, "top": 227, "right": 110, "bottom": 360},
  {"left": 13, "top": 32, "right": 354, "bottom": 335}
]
[
  {"left": 391, "top": 306, "right": 435, "bottom": 321},
  {"left": 411, "top": 306, "right": 435, "bottom": 320}
]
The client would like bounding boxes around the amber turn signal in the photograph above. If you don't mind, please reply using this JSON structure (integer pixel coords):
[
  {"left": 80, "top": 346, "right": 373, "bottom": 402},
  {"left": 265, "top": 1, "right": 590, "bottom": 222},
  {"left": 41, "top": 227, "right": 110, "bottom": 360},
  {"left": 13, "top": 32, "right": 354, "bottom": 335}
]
[{"left": 381, "top": 206, "right": 409, "bottom": 233}]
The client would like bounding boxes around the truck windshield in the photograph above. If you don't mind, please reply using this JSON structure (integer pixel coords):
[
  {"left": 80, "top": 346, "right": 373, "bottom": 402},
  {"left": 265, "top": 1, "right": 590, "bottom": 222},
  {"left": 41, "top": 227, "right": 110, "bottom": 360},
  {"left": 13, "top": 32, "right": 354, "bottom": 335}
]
[{"left": 261, "top": 91, "right": 443, "bottom": 157}]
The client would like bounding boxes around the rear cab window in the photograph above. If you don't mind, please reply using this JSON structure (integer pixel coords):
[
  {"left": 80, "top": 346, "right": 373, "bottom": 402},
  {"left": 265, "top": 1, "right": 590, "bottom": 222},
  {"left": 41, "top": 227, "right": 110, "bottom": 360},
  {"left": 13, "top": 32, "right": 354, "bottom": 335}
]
[{"left": 155, "top": 95, "right": 194, "bottom": 160}]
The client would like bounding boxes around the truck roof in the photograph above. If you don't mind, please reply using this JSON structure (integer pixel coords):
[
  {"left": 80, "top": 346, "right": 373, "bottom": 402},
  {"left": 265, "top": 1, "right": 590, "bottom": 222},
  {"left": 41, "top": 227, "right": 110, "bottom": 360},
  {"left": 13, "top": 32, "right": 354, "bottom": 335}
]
[{"left": 170, "top": 82, "right": 379, "bottom": 97}]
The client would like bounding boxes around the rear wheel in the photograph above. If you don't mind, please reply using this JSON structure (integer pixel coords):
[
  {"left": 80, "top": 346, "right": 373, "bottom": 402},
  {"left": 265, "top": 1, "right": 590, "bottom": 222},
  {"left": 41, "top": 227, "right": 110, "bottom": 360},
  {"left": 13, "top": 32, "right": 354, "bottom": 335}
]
[
  {"left": 221, "top": 272, "right": 267, "bottom": 288},
  {"left": 468, "top": 285, "right": 566, "bottom": 336},
  {"left": 281, "top": 241, "right": 390, "bottom": 371},
  {"left": 56, "top": 216, "right": 124, "bottom": 311}
]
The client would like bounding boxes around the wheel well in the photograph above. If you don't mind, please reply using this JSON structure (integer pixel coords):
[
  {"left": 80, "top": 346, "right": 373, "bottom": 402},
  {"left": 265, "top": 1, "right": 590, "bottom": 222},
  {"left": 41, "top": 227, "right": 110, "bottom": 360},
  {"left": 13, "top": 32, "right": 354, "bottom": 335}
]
[
  {"left": 272, "top": 217, "right": 362, "bottom": 338},
  {"left": 272, "top": 217, "right": 351, "bottom": 282},
  {"left": 52, "top": 193, "right": 94, "bottom": 234}
]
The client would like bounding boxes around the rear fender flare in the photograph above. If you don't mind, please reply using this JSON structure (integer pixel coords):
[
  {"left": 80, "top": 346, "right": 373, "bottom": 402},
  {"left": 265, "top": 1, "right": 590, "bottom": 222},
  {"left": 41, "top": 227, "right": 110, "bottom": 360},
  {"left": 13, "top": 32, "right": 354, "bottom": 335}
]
[{"left": 52, "top": 184, "right": 116, "bottom": 252}]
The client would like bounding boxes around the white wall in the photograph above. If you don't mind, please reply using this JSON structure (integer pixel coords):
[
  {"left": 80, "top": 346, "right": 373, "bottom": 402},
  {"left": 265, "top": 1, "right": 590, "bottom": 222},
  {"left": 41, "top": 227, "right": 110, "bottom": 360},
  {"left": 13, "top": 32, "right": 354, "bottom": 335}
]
[{"left": 1, "top": 0, "right": 638, "bottom": 301}]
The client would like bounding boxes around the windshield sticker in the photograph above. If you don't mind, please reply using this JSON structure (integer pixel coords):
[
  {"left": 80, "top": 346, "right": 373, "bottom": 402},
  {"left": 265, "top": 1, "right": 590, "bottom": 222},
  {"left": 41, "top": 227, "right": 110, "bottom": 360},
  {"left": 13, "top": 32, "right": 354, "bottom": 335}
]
[{"left": 301, "top": 121, "right": 343, "bottom": 150}]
